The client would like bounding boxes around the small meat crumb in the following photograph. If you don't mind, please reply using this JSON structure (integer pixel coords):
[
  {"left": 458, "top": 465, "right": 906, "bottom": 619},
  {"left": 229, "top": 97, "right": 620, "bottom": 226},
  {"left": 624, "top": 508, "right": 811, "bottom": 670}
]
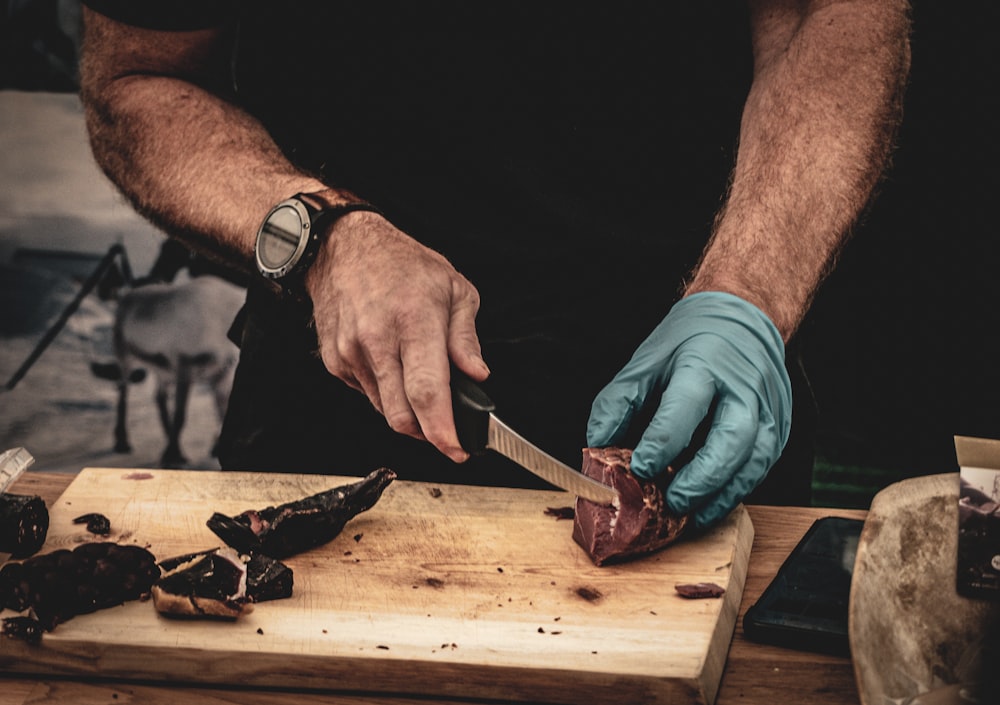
[
  {"left": 429, "top": 487, "right": 443, "bottom": 498},
  {"left": 674, "top": 582, "right": 726, "bottom": 599},
  {"left": 575, "top": 586, "right": 603, "bottom": 602},
  {"left": 544, "top": 506, "right": 575, "bottom": 520},
  {"left": 72, "top": 512, "right": 111, "bottom": 535}
]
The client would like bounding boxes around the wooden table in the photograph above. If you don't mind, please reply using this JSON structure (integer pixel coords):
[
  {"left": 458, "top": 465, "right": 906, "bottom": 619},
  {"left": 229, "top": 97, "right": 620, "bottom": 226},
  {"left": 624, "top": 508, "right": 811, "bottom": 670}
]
[{"left": 0, "top": 472, "right": 868, "bottom": 705}]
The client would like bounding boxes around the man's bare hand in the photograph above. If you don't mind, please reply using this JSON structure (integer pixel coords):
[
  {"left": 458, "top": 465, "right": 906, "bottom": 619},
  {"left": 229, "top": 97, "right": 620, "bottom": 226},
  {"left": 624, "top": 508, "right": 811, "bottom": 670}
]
[{"left": 305, "top": 211, "right": 488, "bottom": 462}]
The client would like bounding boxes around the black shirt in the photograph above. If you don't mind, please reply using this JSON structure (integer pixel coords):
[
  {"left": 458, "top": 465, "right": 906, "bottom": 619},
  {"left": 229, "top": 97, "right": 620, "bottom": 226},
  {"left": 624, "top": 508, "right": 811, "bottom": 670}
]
[{"left": 81, "top": 1, "right": 758, "bottom": 486}]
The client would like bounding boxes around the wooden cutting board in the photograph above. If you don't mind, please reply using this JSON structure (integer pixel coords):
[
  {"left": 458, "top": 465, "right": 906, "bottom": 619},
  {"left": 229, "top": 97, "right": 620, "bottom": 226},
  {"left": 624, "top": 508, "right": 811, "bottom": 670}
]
[{"left": 0, "top": 467, "right": 753, "bottom": 704}]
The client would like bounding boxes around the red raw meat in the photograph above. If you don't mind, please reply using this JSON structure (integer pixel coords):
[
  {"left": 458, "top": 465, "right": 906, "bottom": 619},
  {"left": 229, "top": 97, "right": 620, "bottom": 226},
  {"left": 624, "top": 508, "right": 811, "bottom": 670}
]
[{"left": 572, "top": 447, "right": 688, "bottom": 566}]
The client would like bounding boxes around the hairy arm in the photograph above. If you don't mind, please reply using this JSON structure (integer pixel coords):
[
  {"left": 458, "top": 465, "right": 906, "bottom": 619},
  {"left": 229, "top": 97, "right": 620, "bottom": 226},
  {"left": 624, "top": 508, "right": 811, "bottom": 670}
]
[
  {"left": 685, "top": 0, "right": 911, "bottom": 339},
  {"left": 78, "top": 9, "right": 333, "bottom": 267},
  {"left": 79, "top": 8, "right": 487, "bottom": 461}
]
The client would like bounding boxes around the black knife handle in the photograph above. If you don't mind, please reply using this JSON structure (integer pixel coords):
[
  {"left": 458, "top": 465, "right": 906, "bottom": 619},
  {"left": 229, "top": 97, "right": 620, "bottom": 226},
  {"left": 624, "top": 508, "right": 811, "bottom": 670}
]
[{"left": 450, "top": 367, "right": 495, "bottom": 455}]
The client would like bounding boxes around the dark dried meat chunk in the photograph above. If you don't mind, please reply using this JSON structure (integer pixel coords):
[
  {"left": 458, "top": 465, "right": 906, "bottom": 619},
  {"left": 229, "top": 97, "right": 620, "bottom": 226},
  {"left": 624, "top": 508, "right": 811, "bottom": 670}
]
[
  {"left": 0, "top": 493, "right": 49, "bottom": 558},
  {"left": 207, "top": 467, "right": 396, "bottom": 558},
  {"left": 0, "top": 542, "right": 158, "bottom": 631},
  {"left": 159, "top": 548, "right": 294, "bottom": 603},
  {"left": 572, "top": 447, "right": 688, "bottom": 566},
  {"left": 245, "top": 553, "right": 293, "bottom": 602},
  {"left": 152, "top": 547, "right": 251, "bottom": 619},
  {"left": 2, "top": 615, "right": 43, "bottom": 645}
]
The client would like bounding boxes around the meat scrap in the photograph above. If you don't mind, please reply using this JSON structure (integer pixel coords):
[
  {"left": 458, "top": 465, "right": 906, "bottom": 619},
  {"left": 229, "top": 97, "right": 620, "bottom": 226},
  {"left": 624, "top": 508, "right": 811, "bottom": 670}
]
[
  {"left": 155, "top": 548, "right": 293, "bottom": 611},
  {"left": 544, "top": 506, "right": 575, "bottom": 520},
  {"left": 0, "top": 542, "right": 158, "bottom": 632},
  {"left": 206, "top": 467, "right": 396, "bottom": 558},
  {"left": 675, "top": 582, "right": 726, "bottom": 599},
  {"left": 73, "top": 512, "right": 111, "bottom": 536},
  {"left": 153, "top": 547, "right": 252, "bottom": 619},
  {"left": 0, "top": 493, "right": 49, "bottom": 558},
  {"left": 572, "top": 447, "right": 688, "bottom": 566},
  {"left": 575, "top": 586, "right": 603, "bottom": 603}
]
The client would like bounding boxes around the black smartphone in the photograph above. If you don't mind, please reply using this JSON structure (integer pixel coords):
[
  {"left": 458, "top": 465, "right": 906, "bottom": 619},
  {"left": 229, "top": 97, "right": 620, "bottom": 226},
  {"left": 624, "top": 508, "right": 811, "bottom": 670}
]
[{"left": 743, "top": 516, "right": 864, "bottom": 656}]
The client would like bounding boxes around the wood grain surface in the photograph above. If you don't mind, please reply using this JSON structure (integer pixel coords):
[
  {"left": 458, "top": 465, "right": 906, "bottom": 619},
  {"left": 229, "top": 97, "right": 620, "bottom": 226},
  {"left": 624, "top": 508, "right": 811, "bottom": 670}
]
[
  {"left": 0, "top": 467, "right": 754, "bottom": 704},
  {"left": 0, "top": 472, "right": 870, "bottom": 705}
]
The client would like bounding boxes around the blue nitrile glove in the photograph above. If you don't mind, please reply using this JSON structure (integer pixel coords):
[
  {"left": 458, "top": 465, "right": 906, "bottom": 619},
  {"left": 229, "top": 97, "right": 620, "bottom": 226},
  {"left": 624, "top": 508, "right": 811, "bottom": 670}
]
[{"left": 586, "top": 292, "right": 792, "bottom": 529}]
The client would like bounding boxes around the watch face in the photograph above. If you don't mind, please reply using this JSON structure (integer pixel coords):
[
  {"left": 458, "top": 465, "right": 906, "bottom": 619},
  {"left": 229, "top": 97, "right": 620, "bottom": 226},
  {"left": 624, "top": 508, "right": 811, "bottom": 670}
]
[{"left": 256, "top": 200, "right": 309, "bottom": 278}]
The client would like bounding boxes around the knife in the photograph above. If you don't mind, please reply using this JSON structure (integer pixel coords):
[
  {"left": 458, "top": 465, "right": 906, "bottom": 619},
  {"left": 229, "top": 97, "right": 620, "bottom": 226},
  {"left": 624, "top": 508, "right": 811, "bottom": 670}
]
[{"left": 450, "top": 369, "right": 619, "bottom": 505}]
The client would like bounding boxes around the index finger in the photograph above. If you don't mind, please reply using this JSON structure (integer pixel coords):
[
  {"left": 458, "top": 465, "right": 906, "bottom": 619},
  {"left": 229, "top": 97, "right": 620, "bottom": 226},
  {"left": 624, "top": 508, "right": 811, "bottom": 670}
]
[
  {"left": 397, "top": 313, "right": 468, "bottom": 463},
  {"left": 630, "top": 361, "right": 716, "bottom": 479}
]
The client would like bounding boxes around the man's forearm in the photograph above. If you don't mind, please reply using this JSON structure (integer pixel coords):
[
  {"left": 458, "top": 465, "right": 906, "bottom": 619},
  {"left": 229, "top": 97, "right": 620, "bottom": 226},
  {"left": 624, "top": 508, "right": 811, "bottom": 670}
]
[
  {"left": 685, "top": 0, "right": 911, "bottom": 340},
  {"left": 79, "top": 13, "right": 331, "bottom": 271}
]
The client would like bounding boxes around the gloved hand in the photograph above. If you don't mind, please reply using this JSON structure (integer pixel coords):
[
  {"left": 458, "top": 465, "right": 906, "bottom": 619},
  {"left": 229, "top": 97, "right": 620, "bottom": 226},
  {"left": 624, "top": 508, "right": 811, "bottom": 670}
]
[{"left": 586, "top": 292, "right": 792, "bottom": 529}]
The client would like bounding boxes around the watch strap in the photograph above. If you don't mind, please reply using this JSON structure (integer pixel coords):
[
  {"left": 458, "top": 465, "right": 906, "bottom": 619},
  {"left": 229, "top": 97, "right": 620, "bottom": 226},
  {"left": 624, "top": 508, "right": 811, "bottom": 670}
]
[
  {"left": 291, "top": 197, "right": 382, "bottom": 279},
  {"left": 256, "top": 192, "right": 381, "bottom": 297}
]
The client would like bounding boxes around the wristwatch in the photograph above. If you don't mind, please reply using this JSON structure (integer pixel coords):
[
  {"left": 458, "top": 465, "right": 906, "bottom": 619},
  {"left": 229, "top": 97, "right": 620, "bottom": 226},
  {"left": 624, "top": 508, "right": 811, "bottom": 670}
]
[{"left": 254, "top": 192, "right": 379, "bottom": 289}]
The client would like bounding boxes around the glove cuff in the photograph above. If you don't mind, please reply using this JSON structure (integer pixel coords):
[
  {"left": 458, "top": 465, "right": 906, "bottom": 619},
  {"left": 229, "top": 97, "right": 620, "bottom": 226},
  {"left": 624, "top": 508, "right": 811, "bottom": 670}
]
[{"left": 676, "top": 291, "right": 785, "bottom": 356}]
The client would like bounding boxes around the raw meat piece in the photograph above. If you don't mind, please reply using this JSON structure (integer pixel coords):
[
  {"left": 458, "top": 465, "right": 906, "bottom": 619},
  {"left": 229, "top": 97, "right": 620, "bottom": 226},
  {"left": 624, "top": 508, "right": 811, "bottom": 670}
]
[
  {"left": 572, "top": 447, "right": 688, "bottom": 566},
  {"left": 0, "top": 493, "right": 48, "bottom": 557},
  {"left": 0, "top": 542, "right": 158, "bottom": 631},
  {"left": 206, "top": 467, "right": 396, "bottom": 558}
]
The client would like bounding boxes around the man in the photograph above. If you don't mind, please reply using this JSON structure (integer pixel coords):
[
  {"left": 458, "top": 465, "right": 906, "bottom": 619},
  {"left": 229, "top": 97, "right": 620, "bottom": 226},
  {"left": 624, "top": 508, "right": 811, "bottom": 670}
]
[{"left": 78, "top": 1, "right": 911, "bottom": 528}]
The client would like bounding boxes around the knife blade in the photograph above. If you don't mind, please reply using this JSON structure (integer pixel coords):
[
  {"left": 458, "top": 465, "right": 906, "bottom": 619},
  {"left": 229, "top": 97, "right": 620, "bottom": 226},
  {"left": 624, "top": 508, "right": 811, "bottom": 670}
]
[{"left": 450, "top": 370, "right": 619, "bottom": 505}]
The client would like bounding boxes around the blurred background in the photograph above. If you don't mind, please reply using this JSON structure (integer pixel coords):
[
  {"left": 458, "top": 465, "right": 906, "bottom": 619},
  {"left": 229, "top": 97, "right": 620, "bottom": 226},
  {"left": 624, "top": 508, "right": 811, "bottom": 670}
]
[
  {"left": 0, "top": 0, "right": 233, "bottom": 472},
  {"left": 1, "top": 1, "right": 998, "bottom": 507}
]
